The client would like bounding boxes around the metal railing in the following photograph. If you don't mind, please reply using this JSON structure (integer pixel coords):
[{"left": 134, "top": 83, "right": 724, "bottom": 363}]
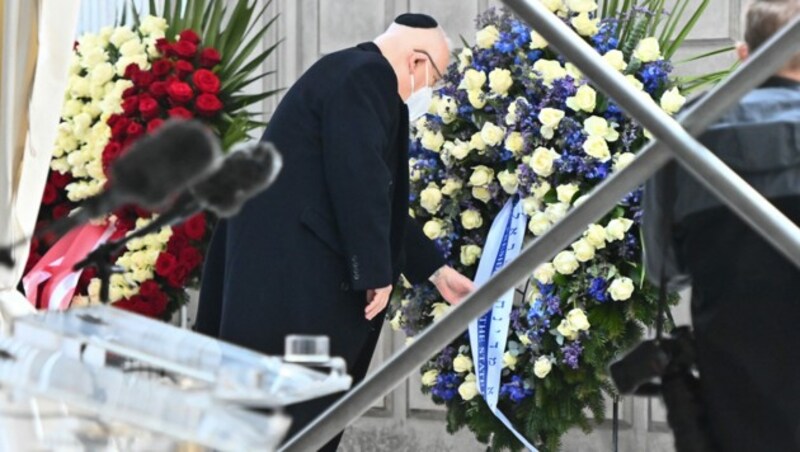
[{"left": 281, "top": 2, "right": 800, "bottom": 450}]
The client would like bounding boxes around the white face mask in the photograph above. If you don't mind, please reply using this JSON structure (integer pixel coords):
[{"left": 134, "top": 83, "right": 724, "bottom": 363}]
[{"left": 406, "top": 62, "right": 433, "bottom": 121}]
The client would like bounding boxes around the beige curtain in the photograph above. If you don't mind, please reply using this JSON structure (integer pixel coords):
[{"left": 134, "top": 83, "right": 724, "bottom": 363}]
[{"left": 0, "top": 0, "right": 81, "bottom": 330}]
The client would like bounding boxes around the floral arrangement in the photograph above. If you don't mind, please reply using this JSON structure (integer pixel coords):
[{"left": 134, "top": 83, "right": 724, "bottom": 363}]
[
  {"left": 25, "top": 0, "right": 280, "bottom": 319},
  {"left": 389, "top": 0, "right": 719, "bottom": 449}
]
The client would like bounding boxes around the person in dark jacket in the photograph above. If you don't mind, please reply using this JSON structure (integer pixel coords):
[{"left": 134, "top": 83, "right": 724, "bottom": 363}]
[
  {"left": 643, "top": 1, "right": 800, "bottom": 450},
  {"left": 195, "top": 13, "right": 474, "bottom": 451}
]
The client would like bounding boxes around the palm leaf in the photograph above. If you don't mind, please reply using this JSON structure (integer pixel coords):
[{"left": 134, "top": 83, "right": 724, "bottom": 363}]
[
  {"left": 664, "top": 0, "right": 710, "bottom": 59},
  {"left": 129, "top": 0, "right": 141, "bottom": 27},
  {"left": 149, "top": 0, "right": 158, "bottom": 15},
  {"left": 675, "top": 45, "right": 735, "bottom": 64},
  {"left": 218, "top": 0, "right": 253, "bottom": 63},
  {"left": 233, "top": 39, "right": 283, "bottom": 81},
  {"left": 221, "top": 15, "right": 279, "bottom": 79}
]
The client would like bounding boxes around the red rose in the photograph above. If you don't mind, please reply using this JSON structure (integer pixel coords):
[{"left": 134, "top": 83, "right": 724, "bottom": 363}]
[
  {"left": 179, "top": 247, "right": 203, "bottom": 270},
  {"left": 139, "top": 97, "right": 160, "bottom": 120},
  {"left": 167, "top": 233, "right": 189, "bottom": 255},
  {"left": 152, "top": 59, "right": 172, "bottom": 77},
  {"left": 52, "top": 204, "right": 72, "bottom": 220},
  {"left": 134, "top": 70, "right": 155, "bottom": 88},
  {"left": 139, "top": 280, "right": 161, "bottom": 298},
  {"left": 175, "top": 60, "right": 195, "bottom": 79},
  {"left": 122, "top": 86, "right": 139, "bottom": 98},
  {"left": 101, "top": 141, "right": 123, "bottom": 173},
  {"left": 192, "top": 69, "right": 220, "bottom": 94},
  {"left": 183, "top": 214, "right": 206, "bottom": 240},
  {"left": 126, "top": 121, "right": 145, "bottom": 140},
  {"left": 195, "top": 93, "right": 223, "bottom": 117},
  {"left": 167, "top": 81, "right": 194, "bottom": 104},
  {"left": 179, "top": 30, "right": 201, "bottom": 44},
  {"left": 41, "top": 183, "right": 57, "bottom": 205},
  {"left": 122, "top": 96, "right": 139, "bottom": 115},
  {"left": 149, "top": 81, "right": 168, "bottom": 99},
  {"left": 167, "top": 106, "right": 194, "bottom": 119},
  {"left": 155, "top": 252, "right": 178, "bottom": 277},
  {"left": 107, "top": 114, "right": 124, "bottom": 127},
  {"left": 155, "top": 38, "right": 173, "bottom": 56},
  {"left": 125, "top": 63, "right": 142, "bottom": 79},
  {"left": 200, "top": 48, "right": 222, "bottom": 68},
  {"left": 50, "top": 171, "right": 71, "bottom": 189},
  {"left": 147, "top": 118, "right": 164, "bottom": 133},
  {"left": 167, "top": 265, "right": 190, "bottom": 288},
  {"left": 174, "top": 40, "right": 198, "bottom": 60},
  {"left": 110, "top": 117, "right": 130, "bottom": 137}
]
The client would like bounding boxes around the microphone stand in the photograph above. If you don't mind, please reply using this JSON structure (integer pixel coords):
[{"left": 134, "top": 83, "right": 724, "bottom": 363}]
[{"left": 72, "top": 193, "right": 203, "bottom": 304}]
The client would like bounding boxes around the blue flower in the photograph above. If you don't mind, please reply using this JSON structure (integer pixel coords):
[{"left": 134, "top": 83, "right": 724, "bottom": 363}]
[
  {"left": 561, "top": 341, "right": 584, "bottom": 370},
  {"left": 638, "top": 60, "right": 672, "bottom": 94},
  {"left": 432, "top": 372, "right": 461, "bottom": 401},
  {"left": 588, "top": 277, "right": 609, "bottom": 303},
  {"left": 500, "top": 374, "right": 534, "bottom": 403}
]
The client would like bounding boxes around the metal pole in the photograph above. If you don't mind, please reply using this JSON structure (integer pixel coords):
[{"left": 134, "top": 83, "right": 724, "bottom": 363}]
[
  {"left": 502, "top": 0, "right": 800, "bottom": 269},
  {"left": 281, "top": 6, "right": 800, "bottom": 452}
]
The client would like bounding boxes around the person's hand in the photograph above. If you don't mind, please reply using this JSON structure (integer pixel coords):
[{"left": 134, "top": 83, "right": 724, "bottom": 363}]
[
  {"left": 430, "top": 266, "right": 474, "bottom": 305},
  {"left": 365, "top": 284, "right": 393, "bottom": 320}
]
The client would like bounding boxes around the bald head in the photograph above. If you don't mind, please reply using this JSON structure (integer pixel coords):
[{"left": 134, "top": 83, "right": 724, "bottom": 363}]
[{"left": 374, "top": 14, "right": 451, "bottom": 101}]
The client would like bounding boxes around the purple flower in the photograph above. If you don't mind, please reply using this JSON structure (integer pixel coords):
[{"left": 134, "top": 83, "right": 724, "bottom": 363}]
[{"left": 562, "top": 341, "right": 584, "bottom": 370}]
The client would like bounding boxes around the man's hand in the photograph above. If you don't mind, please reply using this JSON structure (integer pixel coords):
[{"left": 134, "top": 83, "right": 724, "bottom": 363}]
[
  {"left": 430, "top": 266, "right": 474, "bottom": 305},
  {"left": 365, "top": 284, "right": 393, "bottom": 320}
]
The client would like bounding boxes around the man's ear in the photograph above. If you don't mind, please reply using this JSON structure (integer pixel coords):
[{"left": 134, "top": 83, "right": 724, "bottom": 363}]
[{"left": 736, "top": 42, "right": 750, "bottom": 62}]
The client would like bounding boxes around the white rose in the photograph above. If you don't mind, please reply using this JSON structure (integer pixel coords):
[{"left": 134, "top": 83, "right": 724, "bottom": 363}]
[
  {"left": 61, "top": 99, "right": 83, "bottom": 118},
  {"left": 530, "top": 30, "right": 548, "bottom": 49},
  {"left": 476, "top": 25, "right": 500, "bottom": 49},
  {"left": 157, "top": 227, "right": 173, "bottom": 244},
  {"left": 118, "top": 39, "right": 145, "bottom": 58},
  {"left": 522, "top": 196, "right": 541, "bottom": 216},
  {"left": 583, "top": 115, "right": 610, "bottom": 138},
  {"left": 437, "top": 96, "right": 459, "bottom": 123},
  {"left": 566, "top": 62, "right": 583, "bottom": 82},
  {"left": 428, "top": 95, "right": 442, "bottom": 116},
  {"left": 583, "top": 136, "right": 611, "bottom": 161},
  {"left": 441, "top": 178, "right": 463, "bottom": 196},
  {"left": 606, "top": 218, "right": 634, "bottom": 241},
  {"left": 584, "top": 224, "right": 607, "bottom": 249},
  {"left": 462, "top": 69, "right": 487, "bottom": 91},
  {"left": 470, "top": 132, "right": 486, "bottom": 151},
  {"left": 139, "top": 15, "right": 168, "bottom": 36},
  {"left": 461, "top": 210, "right": 484, "bottom": 230},
  {"left": 421, "top": 130, "right": 445, "bottom": 152},
  {"left": 633, "top": 37, "right": 661, "bottom": 62},
  {"left": 423, "top": 219, "right": 446, "bottom": 240},
  {"left": 467, "top": 89, "right": 486, "bottom": 109},
  {"left": 469, "top": 165, "right": 495, "bottom": 186},
  {"left": 69, "top": 76, "right": 91, "bottom": 98},
  {"left": 449, "top": 140, "right": 470, "bottom": 160},
  {"left": 503, "top": 351, "right": 518, "bottom": 370},
  {"left": 460, "top": 244, "right": 482, "bottom": 266},
  {"left": 81, "top": 47, "right": 109, "bottom": 68},
  {"left": 566, "top": 84, "right": 597, "bottom": 112},
  {"left": 530, "top": 146, "right": 560, "bottom": 177},
  {"left": 571, "top": 238, "right": 596, "bottom": 262},
  {"left": 614, "top": 152, "right": 636, "bottom": 171},
  {"left": 480, "top": 122, "right": 505, "bottom": 147},
  {"left": 420, "top": 184, "right": 443, "bottom": 214},
  {"left": 557, "top": 319, "right": 579, "bottom": 340},
  {"left": 556, "top": 183, "right": 580, "bottom": 204},
  {"left": 603, "top": 49, "right": 627, "bottom": 71},
  {"left": 421, "top": 369, "right": 439, "bottom": 387},
  {"left": 534, "top": 356, "right": 553, "bottom": 378},
  {"left": 539, "top": 108, "right": 565, "bottom": 130},
  {"left": 90, "top": 63, "right": 115, "bottom": 86},
  {"left": 453, "top": 354, "right": 473, "bottom": 373},
  {"left": 609, "top": 277, "right": 635, "bottom": 301},
  {"left": 567, "top": 0, "right": 598, "bottom": 13},
  {"left": 489, "top": 68, "right": 513, "bottom": 96},
  {"left": 532, "top": 181, "right": 552, "bottom": 200},
  {"left": 533, "top": 263, "right": 556, "bottom": 284},
  {"left": 553, "top": 251, "right": 580, "bottom": 275},
  {"left": 458, "top": 379, "right": 479, "bottom": 401},
  {"left": 110, "top": 27, "right": 137, "bottom": 48},
  {"left": 571, "top": 12, "right": 599, "bottom": 37},
  {"left": 545, "top": 202, "right": 569, "bottom": 223},
  {"left": 72, "top": 112, "right": 93, "bottom": 140},
  {"left": 472, "top": 186, "right": 492, "bottom": 203},
  {"left": 498, "top": 170, "right": 519, "bottom": 195},
  {"left": 505, "top": 131, "right": 524, "bottom": 155},
  {"left": 430, "top": 302, "right": 451, "bottom": 322},
  {"left": 566, "top": 308, "right": 590, "bottom": 331},
  {"left": 660, "top": 87, "right": 686, "bottom": 114},
  {"left": 528, "top": 212, "right": 551, "bottom": 236},
  {"left": 625, "top": 75, "right": 645, "bottom": 91},
  {"left": 533, "top": 59, "right": 567, "bottom": 86},
  {"left": 458, "top": 47, "right": 472, "bottom": 72}
]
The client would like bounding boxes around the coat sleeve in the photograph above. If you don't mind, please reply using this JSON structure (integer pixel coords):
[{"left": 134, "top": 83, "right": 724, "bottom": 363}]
[
  {"left": 194, "top": 219, "right": 227, "bottom": 336},
  {"left": 402, "top": 216, "right": 446, "bottom": 284},
  {"left": 320, "top": 61, "right": 398, "bottom": 291}
]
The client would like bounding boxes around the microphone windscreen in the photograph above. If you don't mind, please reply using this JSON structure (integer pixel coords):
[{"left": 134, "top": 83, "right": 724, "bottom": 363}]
[
  {"left": 191, "top": 141, "right": 282, "bottom": 217},
  {"left": 111, "top": 119, "right": 222, "bottom": 208}
]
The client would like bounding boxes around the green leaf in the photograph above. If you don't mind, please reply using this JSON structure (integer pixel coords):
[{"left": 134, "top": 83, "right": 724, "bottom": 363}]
[
  {"left": 243, "top": 0, "right": 273, "bottom": 39},
  {"left": 228, "top": 88, "right": 284, "bottom": 111},
  {"left": 664, "top": 0, "right": 709, "bottom": 59},
  {"left": 232, "top": 40, "right": 282, "bottom": 80},
  {"left": 676, "top": 45, "right": 735, "bottom": 64},
  {"left": 219, "top": 0, "right": 255, "bottom": 63},
  {"left": 130, "top": 0, "right": 141, "bottom": 27},
  {"left": 221, "top": 15, "right": 278, "bottom": 79},
  {"left": 205, "top": 2, "right": 226, "bottom": 49},
  {"left": 149, "top": 0, "right": 158, "bottom": 15}
]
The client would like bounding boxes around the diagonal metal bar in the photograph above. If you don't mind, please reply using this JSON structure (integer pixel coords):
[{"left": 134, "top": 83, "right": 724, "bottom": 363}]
[{"left": 281, "top": 5, "right": 800, "bottom": 452}]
